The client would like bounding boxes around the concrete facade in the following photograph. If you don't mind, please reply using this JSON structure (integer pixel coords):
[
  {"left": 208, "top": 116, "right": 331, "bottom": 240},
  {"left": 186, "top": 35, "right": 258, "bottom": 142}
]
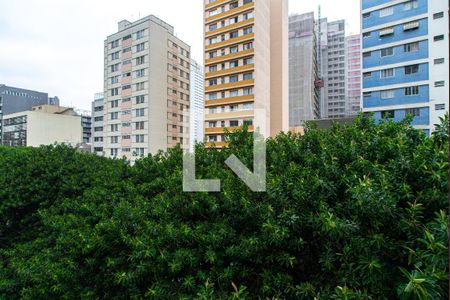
[
  {"left": 104, "top": 15, "right": 191, "bottom": 161},
  {"left": 0, "top": 84, "right": 60, "bottom": 145},
  {"left": 2, "top": 105, "right": 82, "bottom": 147}
]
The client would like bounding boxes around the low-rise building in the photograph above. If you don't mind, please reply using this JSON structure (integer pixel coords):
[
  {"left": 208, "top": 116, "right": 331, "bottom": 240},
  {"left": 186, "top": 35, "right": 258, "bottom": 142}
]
[{"left": 2, "top": 104, "right": 82, "bottom": 147}]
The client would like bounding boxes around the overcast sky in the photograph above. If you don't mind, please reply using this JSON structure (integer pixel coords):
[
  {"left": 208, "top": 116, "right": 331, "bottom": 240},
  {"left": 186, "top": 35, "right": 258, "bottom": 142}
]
[{"left": 0, "top": 0, "right": 360, "bottom": 110}]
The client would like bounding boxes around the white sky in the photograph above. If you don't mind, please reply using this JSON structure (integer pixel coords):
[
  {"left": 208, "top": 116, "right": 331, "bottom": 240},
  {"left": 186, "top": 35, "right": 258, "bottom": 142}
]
[{"left": 0, "top": 0, "right": 360, "bottom": 110}]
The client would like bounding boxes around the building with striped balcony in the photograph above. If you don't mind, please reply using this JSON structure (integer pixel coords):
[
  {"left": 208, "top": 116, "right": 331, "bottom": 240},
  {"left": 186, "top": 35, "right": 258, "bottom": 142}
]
[
  {"left": 361, "top": 0, "right": 449, "bottom": 134},
  {"left": 203, "top": 0, "right": 289, "bottom": 147}
]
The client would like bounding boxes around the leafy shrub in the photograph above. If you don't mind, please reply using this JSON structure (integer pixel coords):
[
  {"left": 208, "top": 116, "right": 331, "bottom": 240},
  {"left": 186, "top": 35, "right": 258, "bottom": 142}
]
[{"left": 0, "top": 117, "right": 447, "bottom": 299}]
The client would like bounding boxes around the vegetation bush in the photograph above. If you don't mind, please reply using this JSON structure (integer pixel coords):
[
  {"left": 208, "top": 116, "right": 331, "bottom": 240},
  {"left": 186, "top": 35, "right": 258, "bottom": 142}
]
[{"left": 0, "top": 116, "right": 448, "bottom": 299}]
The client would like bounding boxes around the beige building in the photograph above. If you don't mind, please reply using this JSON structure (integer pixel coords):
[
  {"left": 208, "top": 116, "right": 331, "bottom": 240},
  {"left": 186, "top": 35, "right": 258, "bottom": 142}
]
[
  {"left": 2, "top": 104, "right": 82, "bottom": 147},
  {"left": 203, "top": 0, "right": 289, "bottom": 147},
  {"left": 104, "top": 15, "right": 191, "bottom": 160}
]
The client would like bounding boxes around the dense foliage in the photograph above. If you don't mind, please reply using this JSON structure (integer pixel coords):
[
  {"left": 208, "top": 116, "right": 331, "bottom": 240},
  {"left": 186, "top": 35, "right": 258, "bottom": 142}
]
[{"left": 0, "top": 116, "right": 448, "bottom": 299}]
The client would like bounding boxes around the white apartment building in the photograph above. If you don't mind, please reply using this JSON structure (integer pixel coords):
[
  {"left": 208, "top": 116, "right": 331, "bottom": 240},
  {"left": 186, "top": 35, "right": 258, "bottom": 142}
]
[{"left": 104, "top": 15, "right": 191, "bottom": 161}]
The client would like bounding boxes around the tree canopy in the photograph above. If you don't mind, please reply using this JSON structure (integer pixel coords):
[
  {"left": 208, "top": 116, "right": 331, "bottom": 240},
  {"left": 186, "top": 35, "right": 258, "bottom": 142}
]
[{"left": 0, "top": 116, "right": 448, "bottom": 299}]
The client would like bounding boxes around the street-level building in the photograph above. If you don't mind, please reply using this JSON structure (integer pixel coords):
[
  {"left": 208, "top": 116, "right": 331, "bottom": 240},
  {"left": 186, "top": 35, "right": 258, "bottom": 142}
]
[
  {"left": 2, "top": 105, "right": 82, "bottom": 147},
  {"left": 104, "top": 15, "right": 191, "bottom": 161},
  {"left": 0, "top": 84, "right": 59, "bottom": 144},
  {"left": 203, "top": 0, "right": 289, "bottom": 146},
  {"left": 361, "top": 0, "right": 449, "bottom": 134}
]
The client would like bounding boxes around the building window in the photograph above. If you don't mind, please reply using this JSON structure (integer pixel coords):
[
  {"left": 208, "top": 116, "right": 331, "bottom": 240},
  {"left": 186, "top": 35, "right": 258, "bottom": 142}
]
[
  {"left": 380, "top": 47, "right": 394, "bottom": 57},
  {"left": 405, "top": 86, "right": 419, "bottom": 96},
  {"left": 230, "top": 60, "right": 239, "bottom": 68},
  {"left": 363, "top": 92, "right": 372, "bottom": 98},
  {"left": 135, "top": 108, "right": 145, "bottom": 117},
  {"left": 403, "top": 21, "right": 419, "bottom": 31},
  {"left": 229, "top": 75, "right": 238, "bottom": 82},
  {"left": 243, "top": 27, "right": 253, "bottom": 35},
  {"left": 404, "top": 64, "right": 419, "bottom": 75},
  {"left": 403, "top": 0, "right": 418, "bottom": 10},
  {"left": 229, "top": 120, "right": 239, "bottom": 127},
  {"left": 230, "top": 31, "right": 238, "bottom": 39},
  {"left": 363, "top": 12, "right": 371, "bottom": 18},
  {"left": 243, "top": 73, "right": 253, "bottom": 80},
  {"left": 434, "top": 35, "right": 444, "bottom": 42},
  {"left": 136, "top": 43, "right": 146, "bottom": 52},
  {"left": 230, "top": 90, "right": 239, "bottom": 97},
  {"left": 110, "top": 148, "right": 118, "bottom": 157},
  {"left": 209, "top": 51, "right": 217, "bottom": 59},
  {"left": 243, "top": 87, "right": 253, "bottom": 95},
  {"left": 209, "top": 79, "right": 218, "bottom": 86},
  {"left": 243, "top": 12, "right": 253, "bottom": 20},
  {"left": 209, "top": 65, "right": 217, "bottom": 72},
  {"left": 209, "top": 121, "right": 217, "bottom": 128},
  {"left": 134, "top": 122, "right": 144, "bottom": 130},
  {"left": 363, "top": 51, "right": 371, "bottom": 57},
  {"left": 136, "top": 29, "right": 145, "bottom": 39},
  {"left": 136, "top": 56, "right": 145, "bottom": 65},
  {"left": 363, "top": 32, "right": 371, "bottom": 38},
  {"left": 435, "top": 104, "right": 446, "bottom": 111},
  {"left": 381, "top": 90, "right": 395, "bottom": 99},
  {"left": 379, "top": 6, "right": 394, "bottom": 17},
  {"left": 379, "top": 27, "right": 394, "bottom": 37},
  {"left": 208, "top": 93, "right": 218, "bottom": 100},
  {"left": 243, "top": 0, "right": 252, "bottom": 4},
  {"left": 433, "top": 12, "right": 444, "bottom": 19},
  {"left": 208, "top": 135, "right": 218, "bottom": 142},
  {"left": 135, "top": 134, "right": 145, "bottom": 143},
  {"left": 404, "top": 42, "right": 419, "bottom": 52},
  {"left": 243, "top": 42, "right": 253, "bottom": 50},
  {"left": 380, "top": 68, "right": 394, "bottom": 78},
  {"left": 434, "top": 81, "right": 445, "bottom": 87},
  {"left": 230, "top": 46, "right": 239, "bottom": 53},
  {"left": 209, "top": 23, "right": 217, "bottom": 31},
  {"left": 136, "top": 95, "right": 145, "bottom": 104},
  {"left": 243, "top": 57, "right": 253, "bottom": 65},
  {"left": 363, "top": 72, "right": 372, "bottom": 78},
  {"left": 434, "top": 58, "right": 445, "bottom": 64},
  {"left": 381, "top": 110, "right": 395, "bottom": 119},
  {"left": 405, "top": 108, "right": 420, "bottom": 117},
  {"left": 229, "top": 1, "right": 238, "bottom": 9}
]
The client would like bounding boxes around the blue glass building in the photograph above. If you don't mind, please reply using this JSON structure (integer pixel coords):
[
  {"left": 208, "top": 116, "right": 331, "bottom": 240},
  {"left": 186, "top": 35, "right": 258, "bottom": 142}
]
[{"left": 361, "top": 0, "right": 449, "bottom": 134}]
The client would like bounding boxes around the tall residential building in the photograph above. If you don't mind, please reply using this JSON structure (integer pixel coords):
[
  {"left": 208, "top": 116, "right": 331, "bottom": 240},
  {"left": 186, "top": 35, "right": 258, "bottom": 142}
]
[
  {"left": 345, "top": 34, "right": 362, "bottom": 116},
  {"left": 361, "top": 0, "right": 449, "bottom": 134},
  {"left": 289, "top": 12, "right": 320, "bottom": 126},
  {"left": 91, "top": 93, "right": 105, "bottom": 155},
  {"left": 0, "top": 85, "right": 60, "bottom": 144},
  {"left": 323, "top": 20, "right": 347, "bottom": 119},
  {"left": 203, "top": 0, "right": 289, "bottom": 146},
  {"left": 104, "top": 15, "right": 191, "bottom": 161},
  {"left": 2, "top": 105, "right": 82, "bottom": 147},
  {"left": 189, "top": 59, "right": 205, "bottom": 152}
]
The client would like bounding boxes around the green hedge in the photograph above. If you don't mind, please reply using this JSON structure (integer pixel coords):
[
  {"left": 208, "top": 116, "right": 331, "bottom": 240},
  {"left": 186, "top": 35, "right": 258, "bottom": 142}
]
[{"left": 0, "top": 116, "right": 448, "bottom": 299}]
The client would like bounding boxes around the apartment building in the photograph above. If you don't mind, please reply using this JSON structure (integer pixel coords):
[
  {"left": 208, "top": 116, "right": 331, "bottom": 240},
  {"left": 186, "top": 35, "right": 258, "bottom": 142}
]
[
  {"left": 104, "top": 15, "right": 191, "bottom": 161},
  {"left": 323, "top": 20, "right": 347, "bottom": 119},
  {"left": 345, "top": 34, "right": 362, "bottom": 116},
  {"left": 289, "top": 12, "right": 320, "bottom": 126},
  {"left": 0, "top": 84, "right": 59, "bottom": 144},
  {"left": 91, "top": 93, "right": 105, "bottom": 155},
  {"left": 203, "top": 0, "right": 289, "bottom": 146},
  {"left": 189, "top": 60, "right": 205, "bottom": 151},
  {"left": 361, "top": 0, "right": 449, "bottom": 134},
  {"left": 2, "top": 105, "right": 82, "bottom": 147}
]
